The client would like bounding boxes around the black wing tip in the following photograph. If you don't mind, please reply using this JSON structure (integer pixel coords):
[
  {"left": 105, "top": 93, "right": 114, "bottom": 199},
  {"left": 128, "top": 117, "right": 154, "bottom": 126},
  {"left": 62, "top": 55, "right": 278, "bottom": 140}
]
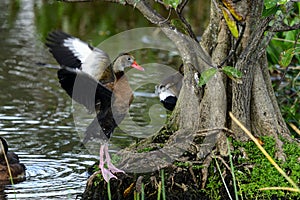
[
  {"left": 45, "top": 30, "right": 72, "bottom": 47},
  {"left": 161, "top": 96, "right": 177, "bottom": 111},
  {"left": 47, "top": 30, "right": 72, "bottom": 40},
  {"left": 45, "top": 30, "right": 83, "bottom": 68}
]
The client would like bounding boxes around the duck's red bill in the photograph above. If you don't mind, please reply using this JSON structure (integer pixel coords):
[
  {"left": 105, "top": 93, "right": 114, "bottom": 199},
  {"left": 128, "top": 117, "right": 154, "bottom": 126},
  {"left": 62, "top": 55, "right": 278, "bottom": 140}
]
[{"left": 131, "top": 61, "right": 144, "bottom": 71}]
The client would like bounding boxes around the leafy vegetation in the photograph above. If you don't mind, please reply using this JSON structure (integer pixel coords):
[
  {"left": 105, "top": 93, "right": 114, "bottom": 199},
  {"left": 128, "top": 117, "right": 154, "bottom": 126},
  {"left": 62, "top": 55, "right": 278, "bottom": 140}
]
[
  {"left": 163, "top": 0, "right": 180, "bottom": 9},
  {"left": 266, "top": 2, "right": 300, "bottom": 137},
  {"left": 198, "top": 68, "right": 217, "bottom": 87},
  {"left": 198, "top": 66, "right": 243, "bottom": 87}
]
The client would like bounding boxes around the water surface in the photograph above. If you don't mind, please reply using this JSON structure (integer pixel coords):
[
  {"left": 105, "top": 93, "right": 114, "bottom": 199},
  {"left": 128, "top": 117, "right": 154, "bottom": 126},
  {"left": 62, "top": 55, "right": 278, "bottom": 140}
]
[{"left": 0, "top": 0, "right": 178, "bottom": 199}]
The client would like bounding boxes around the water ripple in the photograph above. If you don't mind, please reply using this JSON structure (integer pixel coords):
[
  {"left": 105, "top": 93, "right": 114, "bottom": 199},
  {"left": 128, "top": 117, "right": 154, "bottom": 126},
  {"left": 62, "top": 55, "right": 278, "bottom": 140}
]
[
  {"left": 0, "top": 0, "right": 169, "bottom": 199},
  {"left": 4, "top": 155, "right": 91, "bottom": 199}
]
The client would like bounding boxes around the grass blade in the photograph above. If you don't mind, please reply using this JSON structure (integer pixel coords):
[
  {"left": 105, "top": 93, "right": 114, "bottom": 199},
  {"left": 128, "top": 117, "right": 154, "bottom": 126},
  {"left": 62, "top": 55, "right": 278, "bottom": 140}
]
[
  {"left": 141, "top": 183, "right": 145, "bottom": 200},
  {"left": 0, "top": 140, "right": 17, "bottom": 200},
  {"left": 214, "top": 157, "right": 233, "bottom": 200},
  {"left": 157, "top": 181, "right": 161, "bottom": 200},
  {"left": 107, "top": 180, "right": 112, "bottom": 200},
  {"left": 227, "top": 138, "right": 239, "bottom": 200},
  {"left": 161, "top": 169, "right": 166, "bottom": 200}
]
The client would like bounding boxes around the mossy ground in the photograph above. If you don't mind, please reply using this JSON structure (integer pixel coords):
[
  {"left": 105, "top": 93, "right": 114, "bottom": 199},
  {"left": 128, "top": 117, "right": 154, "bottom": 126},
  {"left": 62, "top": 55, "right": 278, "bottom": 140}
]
[
  {"left": 206, "top": 136, "right": 300, "bottom": 200},
  {"left": 231, "top": 137, "right": 300, "bottom": 199}
]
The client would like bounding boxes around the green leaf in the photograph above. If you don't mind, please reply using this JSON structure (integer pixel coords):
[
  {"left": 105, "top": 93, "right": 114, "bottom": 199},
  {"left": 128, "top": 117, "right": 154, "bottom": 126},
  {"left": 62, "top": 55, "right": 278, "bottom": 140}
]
[
  {"left": 294, "top": 47, "right": 300, "bottom": 55},
  {"left": 198, "top": 68, "right": 217, "bottom": 87},
  {"left": 222, "top": 66, "right": 242, "bottom": 78},
  {"left": 277, "top": 0, "right": 289, "bottom": 6},
  {"left": 163, "top": 0, "right": 180, "bottom": 9},
  {"left": 264, "top": 0, "right": 289, "bottom": 10},
  {"left": 262, "top": 6, "right": 279, "bottom": 17},
  {"left": 264, "top": 0, "right": 280, "bottom": 9},
  {"left": 222, "top": 66, "right": 243, "bottom": 83},
  {"left": 279, "top": 48, "right": 295, "bottom": 68}
]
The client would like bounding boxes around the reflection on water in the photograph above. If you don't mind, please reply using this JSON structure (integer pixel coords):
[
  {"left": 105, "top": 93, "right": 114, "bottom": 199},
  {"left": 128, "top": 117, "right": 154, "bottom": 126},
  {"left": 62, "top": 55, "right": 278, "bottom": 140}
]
[
  {"left": 0, "top": 0, "right": 177, "bottom": 199},
  {"left": 0, "top": 1, "right": 93, "bottom": 198}
]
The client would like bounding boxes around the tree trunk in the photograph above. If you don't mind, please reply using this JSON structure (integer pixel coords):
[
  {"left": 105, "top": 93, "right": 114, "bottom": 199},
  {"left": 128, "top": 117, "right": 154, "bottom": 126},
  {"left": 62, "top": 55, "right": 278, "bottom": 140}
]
[
  {"left": 80, "top": 0, "right": 296, "bottom": 199},
  {"left": 171, "top": 0, "right": 291, "bottom": 157}
]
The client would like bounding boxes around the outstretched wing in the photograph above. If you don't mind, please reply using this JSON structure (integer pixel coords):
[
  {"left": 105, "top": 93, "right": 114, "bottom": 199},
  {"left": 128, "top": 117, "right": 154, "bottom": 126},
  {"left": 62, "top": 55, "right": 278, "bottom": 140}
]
[
  {"left": 46, "top": 31, "right": 89, "bottom": 69},
  {"left": 57, "top": 67, "right": 112, "bottom": 113},
  {"left": 46, "top": 31, "right": 114, "bottom": 82},
  {"left": 45, "top": 31, "right": 118, "bottom": 141},
  {"left": 46, "top": 31, "right": 116, "bottom": 112}
]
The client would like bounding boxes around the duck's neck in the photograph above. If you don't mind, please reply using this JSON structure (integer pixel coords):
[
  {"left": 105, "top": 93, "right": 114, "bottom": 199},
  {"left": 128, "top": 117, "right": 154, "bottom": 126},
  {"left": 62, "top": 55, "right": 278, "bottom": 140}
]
[{"left": 115, "top": 71, "right": 125, "bottom": 80}]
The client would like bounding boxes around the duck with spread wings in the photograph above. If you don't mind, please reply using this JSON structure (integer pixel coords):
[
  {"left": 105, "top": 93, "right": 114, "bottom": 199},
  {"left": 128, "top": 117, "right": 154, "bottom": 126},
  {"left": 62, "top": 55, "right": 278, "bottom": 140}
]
[{"left": 45, "top": 31, "right": 144, "bottom": 182}]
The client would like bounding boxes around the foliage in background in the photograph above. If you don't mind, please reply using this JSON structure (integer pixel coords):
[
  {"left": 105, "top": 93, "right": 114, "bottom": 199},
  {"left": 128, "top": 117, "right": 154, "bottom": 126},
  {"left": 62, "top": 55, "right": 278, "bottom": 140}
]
[
  {"left": 34, "top": 1, "right": 150, "bottom": 42},
  {"left": 266, "top": 2, "right": 300, "bottom": 137}
]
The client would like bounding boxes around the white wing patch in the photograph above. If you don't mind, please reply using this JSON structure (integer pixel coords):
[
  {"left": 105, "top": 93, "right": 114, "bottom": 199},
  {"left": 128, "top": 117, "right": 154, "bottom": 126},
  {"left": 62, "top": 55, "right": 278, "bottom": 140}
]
[
  {"left": 158, "top": 88, "right": 175, "bottom": 101},
  {"left": 64, "top": 37, "right": 93, "bottom": 63},
  {"left": 63, "top": 36, "right": 110, "bottom": 80}
]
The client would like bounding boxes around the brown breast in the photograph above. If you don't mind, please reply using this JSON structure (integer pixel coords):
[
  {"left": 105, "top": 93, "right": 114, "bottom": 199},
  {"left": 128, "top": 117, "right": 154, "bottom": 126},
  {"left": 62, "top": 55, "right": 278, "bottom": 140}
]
[{"left": 110, "top": 75, "right": 133, "bottom": 124}]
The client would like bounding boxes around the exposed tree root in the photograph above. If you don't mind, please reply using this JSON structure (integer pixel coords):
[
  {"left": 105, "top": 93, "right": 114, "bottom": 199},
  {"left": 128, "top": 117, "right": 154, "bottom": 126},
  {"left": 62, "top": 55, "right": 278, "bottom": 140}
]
[
  {"left": 82, "top": 128, "right": 237, "bottom": 199},
  {"left": 82, "top": 124, "right": 297, "bottom": 199}
]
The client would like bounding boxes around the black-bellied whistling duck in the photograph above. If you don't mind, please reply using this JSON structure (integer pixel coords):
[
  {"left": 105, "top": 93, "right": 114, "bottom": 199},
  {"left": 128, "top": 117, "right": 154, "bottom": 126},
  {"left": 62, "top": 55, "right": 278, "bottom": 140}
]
[
  {"left": 155, "top": 64, "right": 183, "bottom": 111},
  {"left": 45, "top": 31, "right": 144, "bottom": 182},
  {"left": 0, "top": 137, "right": 26, "bottom": 182}
]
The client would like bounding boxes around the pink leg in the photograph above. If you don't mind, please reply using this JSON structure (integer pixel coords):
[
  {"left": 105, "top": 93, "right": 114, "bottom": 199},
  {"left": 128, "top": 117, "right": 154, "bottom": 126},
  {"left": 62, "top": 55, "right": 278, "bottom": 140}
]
[
  {"left": 104, "top": 144, "right": 125, "bottom": 174},
  {"left": 98, "top": 144, "right": 117, "bottom": 182}
]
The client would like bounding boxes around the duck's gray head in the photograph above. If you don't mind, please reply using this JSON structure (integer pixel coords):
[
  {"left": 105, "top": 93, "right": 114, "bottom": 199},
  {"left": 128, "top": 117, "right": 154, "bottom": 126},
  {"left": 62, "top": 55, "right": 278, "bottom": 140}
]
[{"left": 112, "top": 53, "right": 144, "bottom": 73}]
